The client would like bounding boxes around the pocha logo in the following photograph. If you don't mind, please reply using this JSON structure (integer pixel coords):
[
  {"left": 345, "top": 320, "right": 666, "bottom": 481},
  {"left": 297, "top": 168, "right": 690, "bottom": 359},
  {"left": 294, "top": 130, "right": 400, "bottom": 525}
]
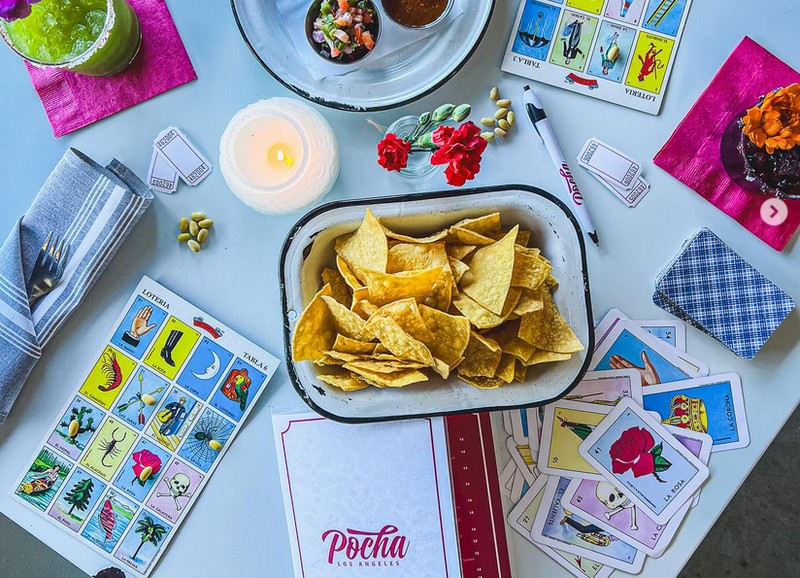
[{"left": 321, "top": 524, "right": 409, "bottom": 568}]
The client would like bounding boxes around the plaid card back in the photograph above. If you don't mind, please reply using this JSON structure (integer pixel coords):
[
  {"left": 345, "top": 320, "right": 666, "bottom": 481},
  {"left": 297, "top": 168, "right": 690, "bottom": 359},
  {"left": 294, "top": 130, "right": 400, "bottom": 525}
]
[{"left": 655, "top": 229, "right": 795, "bottom": 359}]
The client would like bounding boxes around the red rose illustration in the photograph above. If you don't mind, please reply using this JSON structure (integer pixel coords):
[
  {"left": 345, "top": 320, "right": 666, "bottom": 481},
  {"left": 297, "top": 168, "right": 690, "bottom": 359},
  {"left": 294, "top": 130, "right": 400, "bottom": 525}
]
[
  {"left": 131, "top": 450, "right": 162, "bottom": 486},
  {"left": 377, "top": 133, "right": 412, "bottom": 172},
  {"left": 609, "top": 426, "right": 671, "bottom": 482},
  {"left": 430, "top": 121, "right": 488, "bottom": 187}
]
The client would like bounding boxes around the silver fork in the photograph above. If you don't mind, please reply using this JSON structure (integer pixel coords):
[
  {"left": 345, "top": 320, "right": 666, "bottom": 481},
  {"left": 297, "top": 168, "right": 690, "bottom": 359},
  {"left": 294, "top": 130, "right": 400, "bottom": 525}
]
[{"left": 27, "top": 231, "right": 70, "bottom": 305}]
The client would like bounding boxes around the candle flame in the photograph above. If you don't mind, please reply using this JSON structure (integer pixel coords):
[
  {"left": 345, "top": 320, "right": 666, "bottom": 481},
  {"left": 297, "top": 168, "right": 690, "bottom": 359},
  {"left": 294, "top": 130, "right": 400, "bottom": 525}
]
[{"left": 268, "top": 144, "right": 294, "bottom": 168}]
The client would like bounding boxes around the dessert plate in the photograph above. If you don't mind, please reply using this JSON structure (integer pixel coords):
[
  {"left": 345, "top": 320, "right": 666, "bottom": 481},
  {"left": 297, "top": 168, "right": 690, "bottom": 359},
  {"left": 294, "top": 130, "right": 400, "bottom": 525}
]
[
  {"left": 280, "top": 185, "right": 594, "bottom": 423},
  {"left": 231, "top": 0, "right": 495, "bottom": 111}
]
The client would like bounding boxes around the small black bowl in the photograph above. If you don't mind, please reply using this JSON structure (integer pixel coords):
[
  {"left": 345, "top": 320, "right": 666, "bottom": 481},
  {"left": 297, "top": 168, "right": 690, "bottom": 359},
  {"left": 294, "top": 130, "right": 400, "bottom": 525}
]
[{"left": 305, "top": 0, "right": 381, "bottom": 65}]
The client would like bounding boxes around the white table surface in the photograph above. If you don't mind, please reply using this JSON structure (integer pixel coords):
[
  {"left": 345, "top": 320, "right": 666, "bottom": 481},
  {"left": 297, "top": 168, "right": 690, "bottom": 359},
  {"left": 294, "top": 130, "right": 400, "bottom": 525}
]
[{"left": 1, "top": 1, "right": 799, "bottom": 577}]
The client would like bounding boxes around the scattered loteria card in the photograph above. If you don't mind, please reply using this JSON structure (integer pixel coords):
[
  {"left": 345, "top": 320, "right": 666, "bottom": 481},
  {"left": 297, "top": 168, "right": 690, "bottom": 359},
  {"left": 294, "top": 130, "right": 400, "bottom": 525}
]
[
  {"left": 595, "top": 308, "right": 688, "bottom": 355},
  {"left": 511, "top": 408, "right": 539, "bottom": 463},
  {"left": 539, "top": 400, "right": 612, "bottom": 481},
  {"left": 531, "top": 476, "right": 645, "bottom": 573},
  {"left": 579, "top": 398, "right": 710, "bottom": 525},
  {"left": 511, "top": 466, "right": 530, "bottom": 504},
  {"left": 642, "top": 373, "right": 750, "bottom": 452},
  {"left": 508, "top": 475, "right": 614, "bottom": 578},
  {"left": 588, "top": 170, "right": 651, "bottom": 208},
  {"left": 507, "top": 436, "right": 540, "bottom": 486},
  {"left": 503, "top": 410, "right": 514, "bottom": 436},
  {"left": 563, "top": 427, "right": 710, "bottom": 556},
  {"left": 527, "top": 408, "right": 541, "bottom": 458},
  {"left": 154, "top": 127, "right": 212, "bottom": 186},
  {"left": 500, "top": 459, "right": 516, "bottom": 499},
  {"left": 147, "top": 149, "right": 179, "bottom": 194},
  {"left": 578, "top": 138, "right": 643, "bottom": 191},
  {"left": 562, "top": 369, "right": 643, "bottom": 407},
  {"left": 591, "top": 319, "right": 708, "bottom": 386},
  {"left": 663, "top": 423, "right": 713, "bottom": 507}
]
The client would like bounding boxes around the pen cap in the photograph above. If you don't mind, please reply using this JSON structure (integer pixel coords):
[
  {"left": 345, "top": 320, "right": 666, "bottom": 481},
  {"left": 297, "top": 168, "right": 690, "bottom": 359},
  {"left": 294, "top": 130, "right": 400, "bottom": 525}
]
[{"left": 523, "top": 85, "right": 547, "bottom": 124}]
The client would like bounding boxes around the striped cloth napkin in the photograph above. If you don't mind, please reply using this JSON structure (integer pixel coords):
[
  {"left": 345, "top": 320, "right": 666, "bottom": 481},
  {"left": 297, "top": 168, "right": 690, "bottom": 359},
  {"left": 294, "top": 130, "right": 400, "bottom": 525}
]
[{"left": 0, "top": 148, "right": 152, "bottom": 423}]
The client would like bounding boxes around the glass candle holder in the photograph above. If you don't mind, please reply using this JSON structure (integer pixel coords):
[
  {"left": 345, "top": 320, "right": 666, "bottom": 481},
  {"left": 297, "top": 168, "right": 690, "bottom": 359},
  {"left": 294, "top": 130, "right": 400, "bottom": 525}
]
[
  {"left": 0, "top": 0, "right": 142, "bottom": 77},
  {"left": 386, "top": 115, "right": 441, "bottom": 179}
]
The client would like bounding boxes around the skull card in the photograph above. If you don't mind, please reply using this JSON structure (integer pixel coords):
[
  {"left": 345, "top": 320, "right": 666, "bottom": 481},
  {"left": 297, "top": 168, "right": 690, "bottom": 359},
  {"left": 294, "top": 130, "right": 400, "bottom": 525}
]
[{"left": 145, "top": 458, "right": 203, "bottom": 524}]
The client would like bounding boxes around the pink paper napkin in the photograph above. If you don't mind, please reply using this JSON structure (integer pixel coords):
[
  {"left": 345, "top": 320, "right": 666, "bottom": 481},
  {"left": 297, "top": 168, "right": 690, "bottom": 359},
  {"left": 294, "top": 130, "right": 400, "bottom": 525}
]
[
  {"left": 654, "top": 37, "right": 800, "bottom": 252},
  {"left": 25, "top": 0, "right": 197, "bottom": 138}
]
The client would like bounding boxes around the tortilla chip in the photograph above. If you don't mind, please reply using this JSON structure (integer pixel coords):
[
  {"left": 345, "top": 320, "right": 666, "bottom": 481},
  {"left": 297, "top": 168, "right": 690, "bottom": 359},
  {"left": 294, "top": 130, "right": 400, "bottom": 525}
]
[
  {"left": 346, "top": 359, "right": 426, "bottom": 373},
  {"left": 459, "top": 226, "right": 518, "bottom": 315},
  {"left": 488, "top": 229, "right": 531, "bottom": 247},
  {"left": 446, "top": 244, "right": 476, "bottom": 260},
  {"left": 497, "top": 354, "right": 516, "bottom": 383},
  {"left": 514, "top": 360, "right": 527, "bottom": 383},
  {"left": 334, "top": 209, "right": 388, "bottom": 280},
  {"left": 452, "top": 293, "right": 508, "bottom": 330},
  {"left": 344, "top": 365, "right": 429, "bottom": 388},
  {"left": 321, "top": 268, "right": 351, "bottom": 306},
  {"left": 545, "top": 272, "right": 559, "bottom": 289},
  {"left": 323, "top": 351, "right": 364, "bottom": 363},
  {"left": 332, "top": 334, "right": 377, "bottom": 355},
  {"left": 511, "top": 246, "right": 551, "bottom": 290},
  {"left": 362, "top": 266, "right": 443, "bottom": 306},
  {"left": 418, "top": 304, "right": 471, "bottom": 365},
  {"left": 366, "top": 298, "right": 435, "bottom": 343},
  {"left": 452, "top": 213, "right": 501, "bottom": 234},
  {"left": 484, "top": 319, "right": 536, "bottom": 363},
  {"left": 518, "top": 288, "right": 584, "bottom": 354},
  {"left": 291, "top": 284, "right": 335, "bottom": 362},
  {"left": 314, "top": 354, "right": 345, "bottom": 366},
  {"left": 351, "top": 287, "right": 370, "bottom": 307},
  {"left": 321, "top": 295, "right": 367, "bottom": 340},
  {"left": 457, "top": 373, "right": 506, "bottom": 389},
  {"left": 524, "top": 350, "right": 572, "bottom": 365},
  {"left": 382, "top": 225, "right": 449, "bottom": 244},
  {"left": 513, "top": 286, "right": 545, "bottom": 316},
  {"left": 336, "top": 256, "right": 363, "bottom": 290},
  {"left": 352, "top": 299, "right": 379, "bottom": 320},
  {"left": 448, "top": 257, "right": 470, "bottom": 284},
  {"left": 458, "top": 331, "right": 503, "bottom": 377},
  {"left": 387, "top": 242, "right": 448, "bottom": 273},
  {"left": 317, "top": 371, "right": 370, "bottom": 392},
  {"left": 423, "top": 266, "right": 455, "bottom": 312},
  {"left": 366, "top": 316, "right": 435, "bottom": 366},
  {"left": 448, "top": 227, "right": 496, "bottom": 246}
]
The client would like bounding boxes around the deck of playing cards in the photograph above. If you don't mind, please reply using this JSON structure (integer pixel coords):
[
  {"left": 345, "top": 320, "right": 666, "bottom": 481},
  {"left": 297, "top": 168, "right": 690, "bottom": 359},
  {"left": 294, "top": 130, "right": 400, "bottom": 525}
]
[
  {"left": 147, "top": 127, "right": 212, "bottom": 194},
  {"left": 577, "top": 138, "right": 650, "bottom": 208},
  {"left": 501, "top": 307, "right": 751, "bottom": 577},
  {"left": 653, "top": 228, "right": 795, "bottom": 359}
]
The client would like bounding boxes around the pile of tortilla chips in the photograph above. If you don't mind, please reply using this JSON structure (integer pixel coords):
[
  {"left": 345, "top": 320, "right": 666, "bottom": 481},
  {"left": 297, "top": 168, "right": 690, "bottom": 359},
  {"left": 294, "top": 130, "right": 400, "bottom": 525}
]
[{"left": 291, "top": 210, "right": 583, "bottom": 392}]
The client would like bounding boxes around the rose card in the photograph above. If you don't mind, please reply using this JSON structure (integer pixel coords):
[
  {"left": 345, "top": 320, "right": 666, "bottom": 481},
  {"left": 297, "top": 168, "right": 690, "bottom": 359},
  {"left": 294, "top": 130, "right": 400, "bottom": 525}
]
[
  {"left": 578, "top": 398, "right": 710, "bottom": 524},
  {"left": 273, "top": 413, "right": 461, "bottom": 578},
  {"left": 531, "top": 476, "right": 645, "bottom": 573}
]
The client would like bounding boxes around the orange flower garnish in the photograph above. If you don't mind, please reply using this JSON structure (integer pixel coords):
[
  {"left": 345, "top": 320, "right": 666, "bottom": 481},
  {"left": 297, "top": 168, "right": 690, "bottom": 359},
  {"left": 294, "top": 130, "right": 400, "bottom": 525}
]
[{"left": 742, "top": 83, "right": 800, "bottom": 154}]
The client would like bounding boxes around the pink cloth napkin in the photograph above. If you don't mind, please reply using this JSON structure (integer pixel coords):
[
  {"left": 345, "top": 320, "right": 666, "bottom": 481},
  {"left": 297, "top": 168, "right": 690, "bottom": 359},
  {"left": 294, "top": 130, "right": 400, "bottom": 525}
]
[
  {"left": 25, "top": 0, "right": 197, "bottom": 138},
  {"left": 654, "top": 37, "right": 800, "bottom": 252}
]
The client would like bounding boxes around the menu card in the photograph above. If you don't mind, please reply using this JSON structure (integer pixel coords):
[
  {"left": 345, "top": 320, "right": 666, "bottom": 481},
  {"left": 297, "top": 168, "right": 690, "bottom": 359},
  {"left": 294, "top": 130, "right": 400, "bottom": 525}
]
[{"left": 273, "top": 414, "right": 462, "bottom": 578}]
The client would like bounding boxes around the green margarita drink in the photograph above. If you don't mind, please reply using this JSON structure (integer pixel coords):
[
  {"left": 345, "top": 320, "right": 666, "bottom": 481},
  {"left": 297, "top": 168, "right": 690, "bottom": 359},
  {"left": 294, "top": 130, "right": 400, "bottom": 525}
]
[{"left": 1, "top": 0, "right": 141, "bottom": 76}]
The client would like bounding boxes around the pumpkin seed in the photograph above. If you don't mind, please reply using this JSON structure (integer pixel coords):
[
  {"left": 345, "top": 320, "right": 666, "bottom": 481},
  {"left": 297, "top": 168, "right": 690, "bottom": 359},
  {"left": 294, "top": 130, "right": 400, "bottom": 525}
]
[
  {"left": 179, "top": 218, "right": 189, "bottom": 233},
  {"left": 177, "top": 233, "right": 191, "bottom": 242},
  {"left": 489, "top": 87, "right": 499, "bottom": 101},
  {"left": 187, "top": 240, "right": 201, "bottom": 253},
  {"left": 197, "top": 229, "right": 209, "bottom": 243},
  {"left": 198, "top": 219, "right": 214, "bottom": 229},
  {"left": 480, "top": 117, "right": 496, "bottom": 127},
  {"left": 480, "top": 131, "right": 496, "bottom": 142},
  {"left": 190, "top": 211, "right": 206, "bottom": 221},
  {"left": 494, "top": 127, "right": 508, "bottom": 139},
  {"left": 496, "top": 98, "right": 512, "bottom": 108},
  {"left": 494, "top": 108, "right": 508, "bottom": 120},
  {"left": 507, "top": 111, "right": 516, "bottom": 126},
  {"left": 498, "top": 119, "right": 510, "bottom": 131},
  {"left": 189, "top": 221, "right": 199, "bottom": 237}
]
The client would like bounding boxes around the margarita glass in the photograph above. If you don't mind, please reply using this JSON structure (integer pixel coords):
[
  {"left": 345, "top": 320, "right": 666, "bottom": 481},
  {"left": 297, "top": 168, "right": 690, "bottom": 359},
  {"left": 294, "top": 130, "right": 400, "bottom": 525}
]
[{"left": 0, "top": 0, "right": 141, "bottom": 77}]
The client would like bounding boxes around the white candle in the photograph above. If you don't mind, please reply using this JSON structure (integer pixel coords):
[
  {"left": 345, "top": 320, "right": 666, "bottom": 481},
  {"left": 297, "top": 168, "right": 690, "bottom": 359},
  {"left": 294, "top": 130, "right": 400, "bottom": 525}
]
[{"left": 220, "top": 98, "right": 339, "bottom": 214}]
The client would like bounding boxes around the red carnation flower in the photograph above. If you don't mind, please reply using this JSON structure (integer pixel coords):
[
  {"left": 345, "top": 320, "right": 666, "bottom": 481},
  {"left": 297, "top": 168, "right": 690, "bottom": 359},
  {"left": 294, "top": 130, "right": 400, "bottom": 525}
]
[
  {"left": 430, "top": 121, "right": 487, "bottom": 187},
  {"left": 377, "top": 133, "right": 412, "bottom": 172}
]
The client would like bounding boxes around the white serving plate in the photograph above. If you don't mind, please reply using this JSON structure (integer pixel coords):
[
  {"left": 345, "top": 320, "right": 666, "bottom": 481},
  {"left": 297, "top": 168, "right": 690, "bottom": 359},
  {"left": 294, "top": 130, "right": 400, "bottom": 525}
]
[
  {"left": 280, "top": 185, "right": 594, "bottom": 422},
  {"left": 230, "top": 0, "right": 495, "bottom": 111}
]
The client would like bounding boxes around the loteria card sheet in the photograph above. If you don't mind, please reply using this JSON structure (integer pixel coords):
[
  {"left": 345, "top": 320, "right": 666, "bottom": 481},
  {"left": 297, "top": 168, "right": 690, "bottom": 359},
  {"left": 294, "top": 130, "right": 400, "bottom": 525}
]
[
  {"left": 11, "top": 277, "right": 278, "bottom": 577},
  {"left": 502, "top": 0, "right": 693, "bottom": 114},
  {"left": 273, "top": 413, "right": 462, "bottom": 578}
]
